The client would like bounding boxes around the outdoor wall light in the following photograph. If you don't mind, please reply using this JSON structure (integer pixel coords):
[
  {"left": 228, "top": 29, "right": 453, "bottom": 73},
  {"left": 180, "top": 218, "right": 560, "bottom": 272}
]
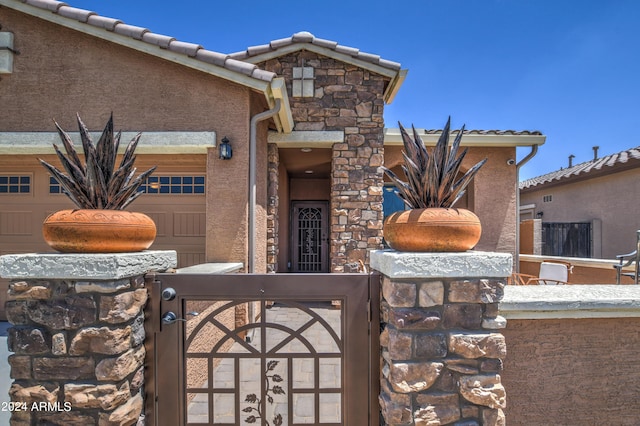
[{"left": 219, "top": 136, "right": 232, "bottom": 160}]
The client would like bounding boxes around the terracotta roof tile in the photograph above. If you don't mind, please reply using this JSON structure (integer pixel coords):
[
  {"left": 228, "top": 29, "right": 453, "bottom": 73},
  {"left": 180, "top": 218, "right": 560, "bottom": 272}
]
[
  {"left": 423, "top": 129, "right": 543, "bottom": 136},
  {"left": 520, "top": 146, "right": 640, "bottom": 190},
  {"left": 141, "top": 32, "right": 175, "bottom": 49},
  {"left": 86, "top": 15, "right": 122, "bottom": 31},
  {"left": 112, "top": 23, "right": 148, "bottom": 40},
  {"left": 232, "top": 31, "right": 402, "bottom": 72},
  {"left": 195, "top": 49, "right": 228, "bottom": 67},
  {"left": 168, "top": 40, "right": 202, "bottom": 57},
  {"left": 57, "top": 5, "right": 94, "bottom": 22},
  {"left": 25, "top": 0, "right": 64, "bottom": 12},
  {"left": 247, "top": 44, "right": 272, "bottom": 56},
  {"left": 291, "top": 31, "right": 314, "bottom": 43},
  {"left": 15, "top": 0, "right": 277, "bottom": 83}
]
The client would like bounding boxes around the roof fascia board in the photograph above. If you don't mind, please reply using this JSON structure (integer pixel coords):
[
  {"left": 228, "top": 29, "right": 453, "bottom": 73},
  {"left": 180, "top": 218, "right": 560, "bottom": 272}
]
[
  {"left": 2, "top": 0, "right": 271, "bottom": 92},
  {"left": 240, "top": 43, "right": 399, "bottom": 80},
  {"left": 268, "top": 77, "right": 293, "bottom": 133},
  {"left": 268, "top": 130, "right": 344, "bottom": 148},
  {"left": 0, "top": 131, "right": 216, "bottom": 154},
  {"left": 384, "top": 129, "right": 547, "bottom": 147},
  {"left": 384, "top": 69, "right": 408, "bottom": 104}
]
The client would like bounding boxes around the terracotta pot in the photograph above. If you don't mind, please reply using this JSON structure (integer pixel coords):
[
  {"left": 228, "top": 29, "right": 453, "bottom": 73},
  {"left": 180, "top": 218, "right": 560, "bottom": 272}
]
[
  {"left": 42, "top": 209, "right": 156, "bottom": 253},
  {"left": 383, "top": 208, "right": 482, "bottom": 252}
]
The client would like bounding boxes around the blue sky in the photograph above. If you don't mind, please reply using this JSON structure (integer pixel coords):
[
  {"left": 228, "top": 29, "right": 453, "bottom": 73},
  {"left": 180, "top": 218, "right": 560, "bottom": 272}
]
[{"left": 68, "top": 0, "right": 640, "bottom": 181}]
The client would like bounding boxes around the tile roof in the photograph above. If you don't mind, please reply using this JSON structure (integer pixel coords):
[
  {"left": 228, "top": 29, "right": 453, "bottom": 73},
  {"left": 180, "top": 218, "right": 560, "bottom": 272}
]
[
  {"left": 229, "top": 31, "right": 403, "bottom": 72},
  {"left": 520, "top": 146, "right": 640, "bottom": 190},
  {"left": 11, "top": 0, "right": 277, "bottom": 82},
  {"left": 425, "top": 129, "right": 543, "bottom": 136}
]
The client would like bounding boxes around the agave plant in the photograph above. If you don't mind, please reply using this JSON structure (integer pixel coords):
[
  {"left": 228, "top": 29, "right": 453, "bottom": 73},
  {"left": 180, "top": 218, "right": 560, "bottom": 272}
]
[
  {"left": 383, "top": 117, "right": 487, "bottom": 209},
  {"left": 39, "top": 113, "right": 156, "bottom": 210}
]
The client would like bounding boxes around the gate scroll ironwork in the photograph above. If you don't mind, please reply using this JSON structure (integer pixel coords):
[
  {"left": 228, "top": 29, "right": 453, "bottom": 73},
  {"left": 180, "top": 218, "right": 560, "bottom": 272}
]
[{"left": 146, "top": 273, "right": 379, "bottom": 426}]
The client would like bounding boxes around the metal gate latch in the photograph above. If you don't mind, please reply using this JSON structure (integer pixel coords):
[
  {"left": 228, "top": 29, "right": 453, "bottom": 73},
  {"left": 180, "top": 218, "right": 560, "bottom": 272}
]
[{"left": 161, "top": 311, "right": 199, "bottom": 325}]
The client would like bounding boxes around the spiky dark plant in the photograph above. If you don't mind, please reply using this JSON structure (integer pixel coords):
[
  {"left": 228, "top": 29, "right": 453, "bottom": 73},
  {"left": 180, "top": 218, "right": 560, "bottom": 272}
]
[
  {"left": 383, "top": 117, "right": 487, "bottom": 209},
  {"left": 39, "top": 113, "right": 156, "bottom": 210}
]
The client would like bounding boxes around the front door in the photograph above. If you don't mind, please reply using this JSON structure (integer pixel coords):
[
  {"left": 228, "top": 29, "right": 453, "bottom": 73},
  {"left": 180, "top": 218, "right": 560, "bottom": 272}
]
[{"left": 291, "top": 202, "right": 329, "bottom": 273}]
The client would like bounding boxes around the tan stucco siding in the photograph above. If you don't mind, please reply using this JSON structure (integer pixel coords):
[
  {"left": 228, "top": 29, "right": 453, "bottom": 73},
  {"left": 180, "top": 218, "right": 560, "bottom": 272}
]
[
  {"left": 503, "top": 318, "right": 640, "bottom": 423},
  {"left": 520, "top": 168, "right": 640, "bottom": 258},
  {"left": 1, "top": 7, "right": 262, "bottom": 269},
  {"left": 0, "top": 7, "right": 251, "bottom": 132}
]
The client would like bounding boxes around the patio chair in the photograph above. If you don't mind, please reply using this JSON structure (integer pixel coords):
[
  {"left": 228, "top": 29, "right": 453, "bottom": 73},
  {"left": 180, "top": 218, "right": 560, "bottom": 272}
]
[
  {"left": 509, "top": 260, "right": 573, "bottom": 285},
  {"left": 613, "top": 230, "right": 640, "bottom": 284}
]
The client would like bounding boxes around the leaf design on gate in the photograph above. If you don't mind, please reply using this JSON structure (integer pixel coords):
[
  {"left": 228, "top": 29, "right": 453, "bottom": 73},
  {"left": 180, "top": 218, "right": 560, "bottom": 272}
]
[{"left": 243, "top": 360, "right": 285, "bottom": 425}]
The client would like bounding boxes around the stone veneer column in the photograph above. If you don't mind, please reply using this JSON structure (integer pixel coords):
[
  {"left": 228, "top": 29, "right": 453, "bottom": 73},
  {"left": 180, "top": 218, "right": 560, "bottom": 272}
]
[
  {"left": 266, "top": 143, "right": 279, "bottom": 273},
  {"left": 0, "top": 250, "right": 176, "bottom": 426},
  {"left": 371, "top": 250, "right": 512, "bottom": 426}
]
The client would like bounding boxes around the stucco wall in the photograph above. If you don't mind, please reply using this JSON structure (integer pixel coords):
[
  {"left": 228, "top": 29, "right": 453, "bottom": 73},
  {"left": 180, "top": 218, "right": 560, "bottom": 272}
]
[
  {"left": 520, "top": 168, "right": 640, "bottom": 258},
  {"left": 502, "top": 317, "right": 640, "bottom": 424},
  {"left": 1, "top": 7, "right": 265, "bottom": 268}
]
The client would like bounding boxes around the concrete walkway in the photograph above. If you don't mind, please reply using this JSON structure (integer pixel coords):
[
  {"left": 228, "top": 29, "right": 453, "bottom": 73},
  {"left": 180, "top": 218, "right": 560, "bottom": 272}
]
[{"left": 1, "top": 322, "right": 11, "bottom": 425}]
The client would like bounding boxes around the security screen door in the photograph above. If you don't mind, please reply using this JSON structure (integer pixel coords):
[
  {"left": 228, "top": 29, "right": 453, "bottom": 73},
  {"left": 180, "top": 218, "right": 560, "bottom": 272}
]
[{"left": 291, "top": 202, "right": 329, "bottom": 273}]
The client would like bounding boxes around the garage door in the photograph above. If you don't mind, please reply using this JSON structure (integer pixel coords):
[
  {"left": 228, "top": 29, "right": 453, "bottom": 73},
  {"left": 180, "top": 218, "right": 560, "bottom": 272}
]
[{"left": 0, "top": 154, "right": 207, "bottom": 320}]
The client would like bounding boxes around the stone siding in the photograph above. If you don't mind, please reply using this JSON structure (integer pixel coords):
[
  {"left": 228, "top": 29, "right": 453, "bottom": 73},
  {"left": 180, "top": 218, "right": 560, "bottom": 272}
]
[
  {"left": 260, "top": 51, "right": 388, "bottom": 272},
  {"left": 0, "top": 251, "right": 176, "bottom": 426},
  {"left": 372, "top": 250, "right": 511, "bottom": 426},
  {"left": 267, "top": 143, "right": 280, "bottom": 273}
]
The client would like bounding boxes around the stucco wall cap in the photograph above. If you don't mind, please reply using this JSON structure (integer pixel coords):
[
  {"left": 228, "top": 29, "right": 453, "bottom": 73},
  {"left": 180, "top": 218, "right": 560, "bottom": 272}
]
[
  {"left": 500, "top": 285, "right": 640, "bottom": 319},
  {"left": 0, "top": 250, "right": 177, "bottom": 280},
  {"left": 370, "top": 249, "right": 512, "bottom": 279}
]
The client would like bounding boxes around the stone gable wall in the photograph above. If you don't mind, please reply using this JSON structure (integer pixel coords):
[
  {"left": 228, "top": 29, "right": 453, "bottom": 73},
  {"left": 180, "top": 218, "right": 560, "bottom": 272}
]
[{"left": 260, "top": 51, "right": 388, "bottom": 272}]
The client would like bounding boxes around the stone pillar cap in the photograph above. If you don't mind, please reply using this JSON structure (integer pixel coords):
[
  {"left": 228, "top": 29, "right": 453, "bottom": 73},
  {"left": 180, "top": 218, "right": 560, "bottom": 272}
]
[
  {"left": 370, "top": 249, "right": 513, "bottom": 279},
  {"left": 0, "top": 250, "right": 177, "bottom": 280}
]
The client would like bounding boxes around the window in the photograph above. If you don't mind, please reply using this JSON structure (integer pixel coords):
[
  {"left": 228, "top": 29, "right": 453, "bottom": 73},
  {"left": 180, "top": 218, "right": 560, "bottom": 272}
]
[
  {"left": 139, "top": 175, "right": 205, "bottom": 194},
  {"left": 50, "top": 175, "right": 206, "bottom": 195},
  {"left": 292, "top": 66, "right": 314, "bottom": 97},
  {"left": 543, "top": 195, "right": 553, "bottom": 203},
  {"left": 0, "top": 175, "right": 31, "bottom": 193},
  {"left": 383, "top": 185, "right": 408, "bottom": 219}
]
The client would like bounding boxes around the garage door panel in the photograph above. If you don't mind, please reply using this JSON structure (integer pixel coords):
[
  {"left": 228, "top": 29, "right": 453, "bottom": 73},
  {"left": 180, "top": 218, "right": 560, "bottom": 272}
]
[
  {"left": 174, "top": 212, "right": 206, "bottom": 237},
  {"left": 0, "top": 211, "right": 35, "bottom": 236}
]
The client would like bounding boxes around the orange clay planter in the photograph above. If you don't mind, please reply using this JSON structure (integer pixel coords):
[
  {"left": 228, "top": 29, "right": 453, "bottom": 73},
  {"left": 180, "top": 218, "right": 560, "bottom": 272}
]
[
  {"left": 42, "top": 209, "right": 156, "bottom": 253},
  {"left": 383, "top": 208, "right": 481, "bottom": 252}
]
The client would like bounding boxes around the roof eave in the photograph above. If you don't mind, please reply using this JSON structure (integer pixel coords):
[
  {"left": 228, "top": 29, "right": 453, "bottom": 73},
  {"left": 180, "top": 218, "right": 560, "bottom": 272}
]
[
  {"left": 2, "top": 0, "right": 274, "bottom": 93},
  {"left": 520, "top": 159, "right": 640, "bottom": 192},
  {"left": 384, "top": 69, "right": 408, "bottom": 104},
  {"left": 383, "top": 130, "right": 547, "bottom": 147},
  {"left": 238, "top": 43, "right": 401, "bottom": 81}
]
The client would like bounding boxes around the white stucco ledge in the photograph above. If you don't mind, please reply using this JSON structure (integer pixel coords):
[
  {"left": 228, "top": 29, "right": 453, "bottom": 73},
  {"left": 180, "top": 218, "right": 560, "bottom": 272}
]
[
  {"left": 500, "top": 285, "right": 640, "bottom": 319},
  {"left": 175, "top": 263, "right": 243, "bottom": 274},
  {"left": 0, "top": 250, "right": 177, "bottom": 280},
  {"left": 370, "top": 250, "right": 513, "bottom": 279}
]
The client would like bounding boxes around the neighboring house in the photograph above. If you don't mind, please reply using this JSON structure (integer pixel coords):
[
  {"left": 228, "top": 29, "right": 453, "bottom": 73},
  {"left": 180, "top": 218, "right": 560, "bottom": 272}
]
[
  {"left": 520, "top": 146, "right": 640, "bottom": 259},
  {"left": 0, "top": 0, "right": 545, "bottom": 316}
]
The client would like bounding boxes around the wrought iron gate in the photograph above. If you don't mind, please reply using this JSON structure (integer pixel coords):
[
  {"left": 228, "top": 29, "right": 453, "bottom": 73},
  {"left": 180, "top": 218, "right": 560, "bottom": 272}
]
[
  {"left": 542, "top": 222, "right": 592, "bottom": 258},
  {"left": 145, "top": 273, "right": 379, "bottom": 426}
]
